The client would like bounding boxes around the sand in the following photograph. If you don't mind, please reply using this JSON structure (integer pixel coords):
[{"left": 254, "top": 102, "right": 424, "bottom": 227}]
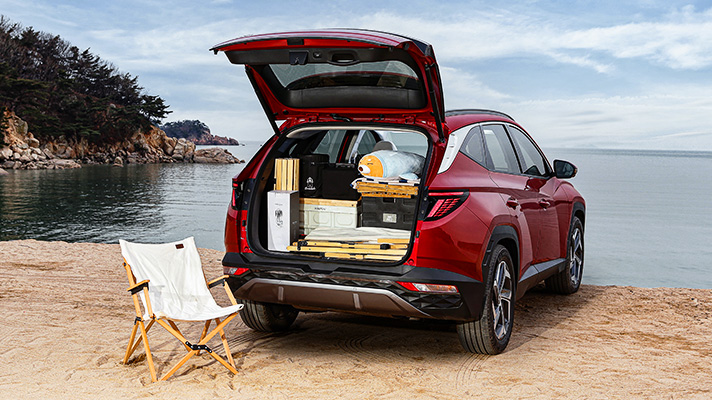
[{"left": 0, "top": 239, "right": 710, "bottom": 399}]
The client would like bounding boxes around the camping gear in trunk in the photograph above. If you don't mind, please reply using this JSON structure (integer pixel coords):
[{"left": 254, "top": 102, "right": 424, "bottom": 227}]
[
  {"left": 275, "top": 158, "right": 299, "bottom": 191},
  {"left": 322, "top": 163, "right": 360, "bottom": 200},
  {"left": 299, "top": 154, "right": 329, "bottom": 198},
  {"left": 361, "top": 196, "right": 418, "bottom": 230},
  {"left": 299, "top": 198, "right": 360, "bottom": 236},
  {"left": 358, "top": 150, "right": 425, "bottom": 180},
  {"left": 267, "top": 190, "right": 299, "bottom": 251}
]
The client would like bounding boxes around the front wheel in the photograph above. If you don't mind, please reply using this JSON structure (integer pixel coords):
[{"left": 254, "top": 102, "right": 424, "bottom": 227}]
[
  {"left": 546, "top": 217, "right": 584, "bottom": 294},
  {"left": 239, "top": 300, "right": 299, "bottom": 332},
  {"left": 457, "top": 244, "right": 515, "bottom": 354}
]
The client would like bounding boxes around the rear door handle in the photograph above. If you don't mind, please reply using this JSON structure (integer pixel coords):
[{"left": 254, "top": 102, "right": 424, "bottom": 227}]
[
  {"left": 506, "top": 197, "right": 519, "bottom": 209},
  {"left": 538, "top": 199, "right": 551, "bottom": 209}
]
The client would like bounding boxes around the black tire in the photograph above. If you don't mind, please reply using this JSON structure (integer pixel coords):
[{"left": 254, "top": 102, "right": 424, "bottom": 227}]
[
  {"left": 239, "top": 300, "right": 299, "bottom": 332},
  {"left": 457, "top": 244, "right": 515, "bottom": 354},
  {"left": 546, "top": 217, "right": 584, "bottom": 294}
]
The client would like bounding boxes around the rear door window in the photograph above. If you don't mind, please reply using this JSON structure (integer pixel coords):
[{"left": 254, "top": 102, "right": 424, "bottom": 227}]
[{"left": 482, "top": 124, "right": 520, "bottom": 174}]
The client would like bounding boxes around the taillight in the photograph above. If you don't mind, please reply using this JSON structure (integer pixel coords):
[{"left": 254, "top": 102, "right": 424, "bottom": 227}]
[
  {"left": 396, "top": 281, "right": 459, "bottom": 294},
  {"left": 425, "top": 191, "right": 469, "bottom": 220}
]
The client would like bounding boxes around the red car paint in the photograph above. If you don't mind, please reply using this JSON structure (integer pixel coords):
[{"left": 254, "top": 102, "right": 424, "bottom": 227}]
[{"left": 215, "top": 31, "right": 585, "bottom": 351}]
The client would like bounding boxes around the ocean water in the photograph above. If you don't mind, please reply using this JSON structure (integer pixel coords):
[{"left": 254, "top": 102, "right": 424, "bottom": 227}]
[{"left": 1, "top": 144, "right": 710, "bottom": 289}]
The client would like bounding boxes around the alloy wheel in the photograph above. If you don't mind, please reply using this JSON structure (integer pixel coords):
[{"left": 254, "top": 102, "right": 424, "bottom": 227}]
[
  {"left": 569, "top": 227, "right": 584, "bottom": 286},
  {"left": 491, "top": 260, "right": 513, "bottom": 340}
]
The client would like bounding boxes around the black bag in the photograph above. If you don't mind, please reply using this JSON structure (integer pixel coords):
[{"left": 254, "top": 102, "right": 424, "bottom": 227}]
[
  {"left": 299, "top": 154, "right": 329, "bottom": 198},
  {"left": 322, "top": 163, "right": 360, "bottom": 200}
]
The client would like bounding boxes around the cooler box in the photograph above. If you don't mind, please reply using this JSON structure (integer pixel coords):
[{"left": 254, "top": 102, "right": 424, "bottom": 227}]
[
  {"left": 267, "top": 190, "right": 299, "bottom": 251},
  {"left": 299, "top": 198, "right": 360, "bottom": 236},
  {"left": 361, "top": 197, "right": 417, "bottom": 230}
]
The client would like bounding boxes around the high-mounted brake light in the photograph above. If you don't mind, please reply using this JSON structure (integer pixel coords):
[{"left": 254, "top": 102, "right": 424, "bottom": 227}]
[
  {"left": 425, "top": 191, "right": 469, "bottom": 221},
  {"left": 397, "top": 281, "right": 459, "bottom": 294}
]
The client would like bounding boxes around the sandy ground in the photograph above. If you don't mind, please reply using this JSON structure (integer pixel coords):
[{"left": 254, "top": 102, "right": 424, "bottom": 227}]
[{"left": 0, "top": 240, "right": 710, "bottom": 399}]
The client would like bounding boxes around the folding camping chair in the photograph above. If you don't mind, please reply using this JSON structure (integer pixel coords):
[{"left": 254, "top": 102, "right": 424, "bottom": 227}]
[{"left": 120, "top": 237, "right": 243, "bottom": 382}]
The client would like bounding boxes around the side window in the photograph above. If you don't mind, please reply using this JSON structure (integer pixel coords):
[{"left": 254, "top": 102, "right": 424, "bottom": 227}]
[
  {"left": 482, "top": 124, "right": 520, "bottom": 174},
  {"left": 507, "top": 126, "right": 549, "bottom": 177},
  {"left": 460, "top": 125, "right": 486, "bottom": 166},
  {"left": 314, "top": 130, "right": 347, "bottom": 163}
]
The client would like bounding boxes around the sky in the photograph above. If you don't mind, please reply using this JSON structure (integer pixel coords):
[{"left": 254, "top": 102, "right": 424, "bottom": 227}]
[{"left": 2, "top": 0, "right": 712, "bottom": 150}]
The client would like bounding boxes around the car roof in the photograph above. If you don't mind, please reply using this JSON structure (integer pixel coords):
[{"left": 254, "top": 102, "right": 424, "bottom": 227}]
[{"left": 444, "top": 109, "right": 517, "bottom": 131}]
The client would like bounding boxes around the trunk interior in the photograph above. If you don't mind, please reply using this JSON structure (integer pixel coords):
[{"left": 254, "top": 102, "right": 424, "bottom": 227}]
[{"left": 249, "top": 125, "right": 431, "bottom": 264}]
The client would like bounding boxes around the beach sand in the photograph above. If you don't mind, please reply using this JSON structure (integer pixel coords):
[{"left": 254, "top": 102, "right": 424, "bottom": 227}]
[{"left": 1, "top": 239, "right": 710, "bottom": 399}]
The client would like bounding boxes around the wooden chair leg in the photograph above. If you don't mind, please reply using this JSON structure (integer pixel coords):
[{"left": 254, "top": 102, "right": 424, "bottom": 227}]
[
  {"left": 147, "top": 315, "right": 239, "bottom": 381},
  {"left": 206, "top": 349, "right": 238, "bottom": 375},
  {"left": 125, "top": 319, "right": 154, "bottom": 362},
  {"left": 160, "top": 350, "right": 198, "bottom": 381},
  {"left": 215, "top": 318, "right": 236, "bottom": 368},
  {"left": 197, "top": 320, "right": 211, "bottom": 355},
  {"left": 138, "top": 319, "right": 157, "bottom": 382},
  {"left": 123, "top": 320, "right": 140, "bottom": 364}
]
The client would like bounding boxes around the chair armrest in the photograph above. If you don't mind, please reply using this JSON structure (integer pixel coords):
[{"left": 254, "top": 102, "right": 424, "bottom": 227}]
[
  {"left": 208, "top": 275, "right": 238, "bottom": 306},
  {"left": 208, "top": 275, "right": 229, "bottom": 289},
  {"left": 127, "top": 279, "right": 150, "bottom": 295}
]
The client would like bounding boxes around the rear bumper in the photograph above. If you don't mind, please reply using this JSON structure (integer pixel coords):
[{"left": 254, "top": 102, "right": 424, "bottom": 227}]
[{"left": 223, "top": 252, "right": 485, "bottom": 321}]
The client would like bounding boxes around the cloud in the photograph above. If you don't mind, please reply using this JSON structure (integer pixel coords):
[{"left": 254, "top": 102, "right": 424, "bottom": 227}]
[
  {"left": 348, "top": 6, "right": 712, "bottom": 72},
  {"left": 503, "top": 85, "right": 712, "bottom": 150}
]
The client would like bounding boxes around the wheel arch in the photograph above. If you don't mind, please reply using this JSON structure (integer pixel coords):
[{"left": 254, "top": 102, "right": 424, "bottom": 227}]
[
  {"left": 572, "top": 200, "right": 585, "bottom": 224},
  {"left": 481, "top": 225, "right": 520, "bottom": 285}
]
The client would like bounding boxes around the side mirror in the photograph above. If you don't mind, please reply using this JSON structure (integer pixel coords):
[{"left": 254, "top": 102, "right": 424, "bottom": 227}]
[{"left": 553, "top": 160, "right": 577, "bottom": 179}]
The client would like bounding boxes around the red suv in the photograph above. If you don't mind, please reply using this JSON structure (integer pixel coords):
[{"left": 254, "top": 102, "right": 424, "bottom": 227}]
[{"left": 213, "top": 30, "right": 585, "bottom": 354}]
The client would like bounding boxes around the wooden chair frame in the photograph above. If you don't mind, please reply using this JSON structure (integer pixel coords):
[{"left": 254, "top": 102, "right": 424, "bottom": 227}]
[{"left": 122, "top": 260, "right": 240, "bottom": 382}]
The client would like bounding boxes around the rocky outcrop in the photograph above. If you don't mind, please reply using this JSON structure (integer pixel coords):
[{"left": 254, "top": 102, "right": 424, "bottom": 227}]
[
  {"left": 193, "top": 147, "right": 241, "bottom": 163},
  {"left": 0, "top": 111, "right": 244, "bottom": 170},
  {"left": 160, "top": 120, "right": 240, "bottom": 145}
]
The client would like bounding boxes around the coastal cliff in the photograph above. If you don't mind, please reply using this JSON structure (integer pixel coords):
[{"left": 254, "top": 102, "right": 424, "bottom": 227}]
[{"left": 0, "top": 111, "right": 243, "bottom": 171}]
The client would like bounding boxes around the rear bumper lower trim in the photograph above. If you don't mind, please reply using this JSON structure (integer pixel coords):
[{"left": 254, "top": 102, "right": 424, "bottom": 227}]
[{"left": 234, "top": 278, "right": 430, "bottom": 318}]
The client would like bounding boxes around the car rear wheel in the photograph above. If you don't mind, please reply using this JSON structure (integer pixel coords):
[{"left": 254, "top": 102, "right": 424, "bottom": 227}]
[
  {"left": 239, "top": 300, "right": 299, "bottom": 332},
  {"left": 457, "top": 244, "right": 515, "bottom": 354},
  {"left": 546, "top": 217, "right": 584, "bottom": 294}
]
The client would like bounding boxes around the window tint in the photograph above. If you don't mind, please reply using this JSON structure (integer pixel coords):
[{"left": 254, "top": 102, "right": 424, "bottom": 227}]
[
  {"left": 314, "top": 130, "right": 347, "bottom": 163},
  {"left": 461, "top": 126, "right": 486, "bottom": 166},
  {"left": 482, "top": 125, "right": 519, "bottom": 174},
  {"left": 507, "top": 126, "right": 549, "bottom": 177}
]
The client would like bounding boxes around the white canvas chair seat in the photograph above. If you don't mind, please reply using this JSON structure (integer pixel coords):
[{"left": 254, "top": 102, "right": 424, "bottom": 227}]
[{"left": 120, "top": 237, "right": 243, "bottom": 382}]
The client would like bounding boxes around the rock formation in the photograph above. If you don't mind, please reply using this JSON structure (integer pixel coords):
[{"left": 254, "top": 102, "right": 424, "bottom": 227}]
[
  {"left": 0, "top": 111, "right": 244, "bottom": 170},
  {"left": 160, "top": 120, "right": 240, "bottom": 146}
]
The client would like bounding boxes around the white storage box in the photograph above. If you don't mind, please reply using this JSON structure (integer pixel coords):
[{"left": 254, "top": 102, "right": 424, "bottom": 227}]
[
  {"left": 299, "top": 198, "right": 360, "bottom": 236},
  {"left": 267, "top": 190, "right": 299, "bottom": 251}
]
